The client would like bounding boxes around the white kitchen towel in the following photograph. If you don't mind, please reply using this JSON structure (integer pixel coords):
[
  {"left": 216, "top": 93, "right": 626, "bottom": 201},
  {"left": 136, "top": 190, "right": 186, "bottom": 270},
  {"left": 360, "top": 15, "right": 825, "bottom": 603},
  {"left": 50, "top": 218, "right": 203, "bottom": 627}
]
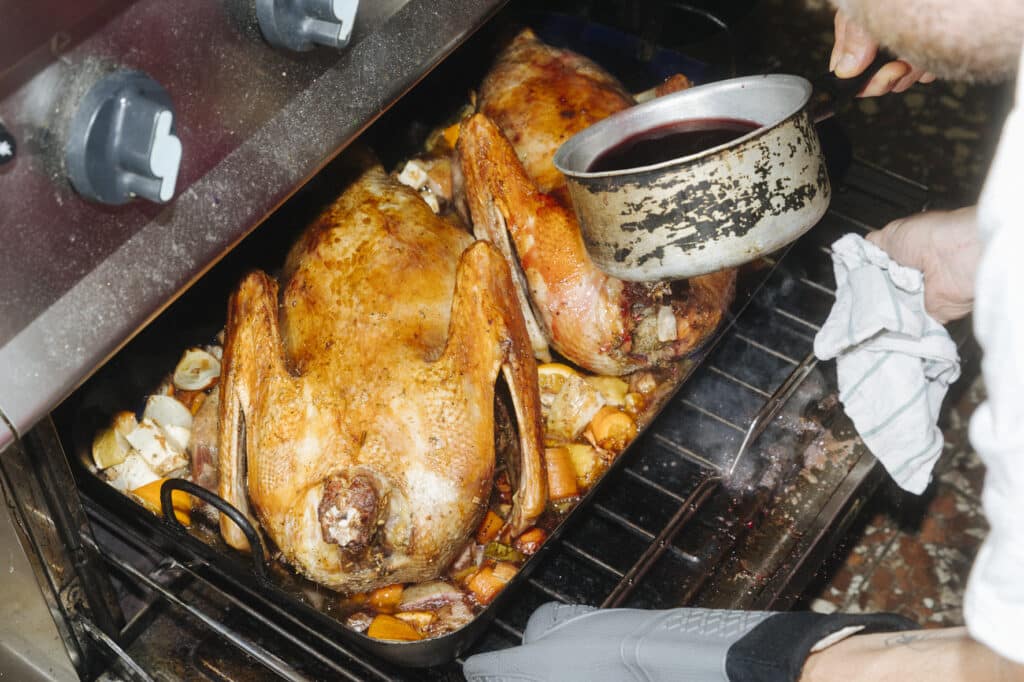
[{"left": 813, "top": 233, "right": 961, "bottom": 494}]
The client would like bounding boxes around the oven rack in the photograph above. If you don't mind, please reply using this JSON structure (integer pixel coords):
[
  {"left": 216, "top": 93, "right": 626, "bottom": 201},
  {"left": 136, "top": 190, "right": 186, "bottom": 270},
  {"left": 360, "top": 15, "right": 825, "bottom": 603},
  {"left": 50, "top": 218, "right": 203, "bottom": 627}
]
[{"left": 53, "top": 158, "right": 929, "bottom": 679}]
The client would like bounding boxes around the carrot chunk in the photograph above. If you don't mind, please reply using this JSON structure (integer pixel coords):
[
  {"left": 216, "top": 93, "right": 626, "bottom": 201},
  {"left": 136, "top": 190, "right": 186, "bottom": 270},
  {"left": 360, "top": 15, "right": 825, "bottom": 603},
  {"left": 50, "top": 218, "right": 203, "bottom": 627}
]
[
  {"left": 131, "top": 478, "right": 191, "bottom": 526},
  {"left": 366, "top": 614, "right": 423, "bottom": 641},
  {"left": 514, "top": 527, "right": 548, "bottom": 555},
  {"left": 466, "top": 566, "right": 509, "bottom": 605},
  {"left": 475, "top": 510, "right": 505, "bottom": 545}
]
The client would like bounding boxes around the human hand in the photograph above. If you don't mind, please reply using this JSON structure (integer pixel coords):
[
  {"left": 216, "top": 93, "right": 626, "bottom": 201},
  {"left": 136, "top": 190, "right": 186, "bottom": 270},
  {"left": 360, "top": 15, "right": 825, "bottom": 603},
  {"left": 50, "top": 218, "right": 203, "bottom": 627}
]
[
  {"left": 866, "top": 207, "right": 981, "bottom": 324},
  {"left": 462, "top": 602, "right": 916, "bottom": 681},
  {"left": 830, "top": 10, "right": 936, "bottom": 97}
]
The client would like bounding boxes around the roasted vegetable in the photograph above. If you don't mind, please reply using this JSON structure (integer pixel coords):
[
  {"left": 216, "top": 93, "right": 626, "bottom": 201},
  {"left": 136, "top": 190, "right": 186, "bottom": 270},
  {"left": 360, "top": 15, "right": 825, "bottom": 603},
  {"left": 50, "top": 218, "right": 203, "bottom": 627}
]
[
  {"left": 366, "top": 614, "right": 423, "bottom": 641},
  {"left": 544, "top": 446, "right": 580, "bottom": 500},
  {"left": 514, "top": 527, "right": 547, "bottom": 555},
  {"left": 545, "top": 374, "right": 605, "bottom": 441},
  {"left": 565, "top": 443, "right": 603, "bottom": 489},
  {"left": 394, "top": 611, "right": 436, "bottom": 630},
  {"left": 475, "top": 510, "right": 505, "bottom": 545},
  {"left": 584, "top": 375, "right": 629, "bottom": 407},
  {"left": 466, "top": 566, "right": 511, "bottom": 605},
  {"left": 130, "top": 478, "right": 191, "bottom": 525},
  {"left": 587, "top": 406, "right": 637, "bottom": 452},
  {"left": 369, "top": 584, "right": 405, "bottom": 613},
  {"left": 483, "top": 541, "right": 524, "bottom": 564},
  {"left": 172, "top": 348, "right": 221, "bottom": 391}
]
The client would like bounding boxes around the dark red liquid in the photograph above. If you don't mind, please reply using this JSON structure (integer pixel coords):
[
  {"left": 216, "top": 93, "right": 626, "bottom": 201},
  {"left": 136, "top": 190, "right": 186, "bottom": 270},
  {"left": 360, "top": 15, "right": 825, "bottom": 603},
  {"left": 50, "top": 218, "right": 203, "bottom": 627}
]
[{"left": 587, "top": 117, "right": 761, "bottom": 172}]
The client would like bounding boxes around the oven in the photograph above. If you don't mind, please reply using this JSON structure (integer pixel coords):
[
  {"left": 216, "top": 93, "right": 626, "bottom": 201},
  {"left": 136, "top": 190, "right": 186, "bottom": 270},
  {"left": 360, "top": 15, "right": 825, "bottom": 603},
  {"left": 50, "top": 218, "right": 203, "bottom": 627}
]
[{"left": 1, "top": 1, "right": 939, "bottom": 679}]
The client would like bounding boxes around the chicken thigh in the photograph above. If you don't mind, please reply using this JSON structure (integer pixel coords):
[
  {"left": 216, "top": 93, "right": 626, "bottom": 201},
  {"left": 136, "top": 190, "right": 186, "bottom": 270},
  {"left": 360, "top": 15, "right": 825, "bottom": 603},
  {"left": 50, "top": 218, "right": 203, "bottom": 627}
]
[
  {"left": 217, "top": 158, "right": 546, "bottom": 593},
  {"left": 460, "top": 30, "right": 736, "bottom": 375}
]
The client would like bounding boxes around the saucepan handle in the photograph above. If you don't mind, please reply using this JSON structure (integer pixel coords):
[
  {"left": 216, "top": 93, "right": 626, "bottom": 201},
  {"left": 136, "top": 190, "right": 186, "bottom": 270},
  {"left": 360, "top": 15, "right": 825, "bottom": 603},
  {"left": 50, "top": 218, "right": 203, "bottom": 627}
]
[
  {"left": 159, "top": 477, "right": 269, "bottom": 582},
  {"left": 811, "top": 53, "right": 893, "bottom": 123}
]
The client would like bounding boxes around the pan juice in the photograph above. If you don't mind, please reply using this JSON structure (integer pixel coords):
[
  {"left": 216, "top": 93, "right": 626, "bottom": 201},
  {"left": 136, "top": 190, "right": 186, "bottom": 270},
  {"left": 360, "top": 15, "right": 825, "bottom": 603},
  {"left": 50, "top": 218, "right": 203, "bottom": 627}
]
[{"left": 587, "top": 117, "right": 761, "bottom": 172}]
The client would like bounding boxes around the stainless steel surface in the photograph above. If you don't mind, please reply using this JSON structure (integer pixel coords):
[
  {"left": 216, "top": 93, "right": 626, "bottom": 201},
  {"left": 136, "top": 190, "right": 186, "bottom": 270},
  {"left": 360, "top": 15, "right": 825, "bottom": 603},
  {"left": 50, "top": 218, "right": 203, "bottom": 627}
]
[
  {"left": 0, "top": 489, "right": 78, "bottom": 681},
  {"left": 0, "top": 0, "right": 510, "bottom": 451},
  {"left": 1, "top": 419, "right": 127, "bottom": 679},
  {"left": 554, "top": 74, "right": 829, "bottom": 281}
]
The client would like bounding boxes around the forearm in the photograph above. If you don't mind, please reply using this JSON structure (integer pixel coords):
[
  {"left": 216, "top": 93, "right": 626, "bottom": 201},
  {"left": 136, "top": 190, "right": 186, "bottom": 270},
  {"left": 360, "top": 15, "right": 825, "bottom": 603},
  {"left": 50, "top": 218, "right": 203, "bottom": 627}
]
[{"left": 800, "top": 627, "right": 1024, "bottom": 682}]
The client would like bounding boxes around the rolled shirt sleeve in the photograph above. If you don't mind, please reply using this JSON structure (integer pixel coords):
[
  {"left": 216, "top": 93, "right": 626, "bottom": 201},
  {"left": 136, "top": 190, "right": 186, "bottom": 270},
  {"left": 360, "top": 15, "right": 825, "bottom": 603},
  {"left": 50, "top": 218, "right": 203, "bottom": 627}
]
[{"left": 963, "top": 48, "right": 1024, "bottom": 665}]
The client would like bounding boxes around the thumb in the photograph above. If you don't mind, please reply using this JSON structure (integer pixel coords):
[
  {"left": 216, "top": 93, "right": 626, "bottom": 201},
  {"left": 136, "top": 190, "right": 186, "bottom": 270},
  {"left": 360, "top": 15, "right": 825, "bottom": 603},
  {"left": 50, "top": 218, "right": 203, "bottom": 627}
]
[{"left": 832, "top": 12, "right": 879, "bottom": 78}]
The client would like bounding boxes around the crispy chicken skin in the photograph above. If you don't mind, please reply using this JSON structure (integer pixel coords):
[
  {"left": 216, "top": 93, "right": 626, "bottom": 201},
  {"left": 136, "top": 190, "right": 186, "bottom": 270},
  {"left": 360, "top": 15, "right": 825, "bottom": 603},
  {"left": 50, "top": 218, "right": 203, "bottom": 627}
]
[
  {"left": 477, "top": 28, "right": 635, "bottom": 201},
  {"left": 459, "top": 30, "right": 736, "bottom": 375},
  {"left": 217, "top": 158, "right": 546, "bottom": 593}
]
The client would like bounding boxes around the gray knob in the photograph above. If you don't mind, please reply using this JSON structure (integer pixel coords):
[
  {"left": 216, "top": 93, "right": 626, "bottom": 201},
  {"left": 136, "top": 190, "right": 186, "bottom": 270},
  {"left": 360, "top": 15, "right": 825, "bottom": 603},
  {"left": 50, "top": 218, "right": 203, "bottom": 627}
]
[
  {"left": 257, "top": 0, "right": 358, "bottom": 52},
  {"left": 65, "top": 70, "right": 182, "bottom": 205}
]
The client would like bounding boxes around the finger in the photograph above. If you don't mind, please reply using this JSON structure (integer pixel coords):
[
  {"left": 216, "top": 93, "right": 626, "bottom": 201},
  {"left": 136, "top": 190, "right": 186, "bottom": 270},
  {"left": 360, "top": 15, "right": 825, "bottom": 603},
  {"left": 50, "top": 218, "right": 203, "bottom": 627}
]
[
  {"left": 892, "top": 65, "right": 930, "bottom": 93},
  {"left": 919, "top": 72, "right": 938, "bottom": 84},
  {"left": 830, "top": 11, "right": 848, "bottom": 72},
  {"left": 865, "top": 230, "right": 885, "bottom": 249},
  {"left": 859, "top": 61, "right": 912, "bottom": 97},
  {"left": 834, "top": 16, "right": 879, "bottom": 78}
]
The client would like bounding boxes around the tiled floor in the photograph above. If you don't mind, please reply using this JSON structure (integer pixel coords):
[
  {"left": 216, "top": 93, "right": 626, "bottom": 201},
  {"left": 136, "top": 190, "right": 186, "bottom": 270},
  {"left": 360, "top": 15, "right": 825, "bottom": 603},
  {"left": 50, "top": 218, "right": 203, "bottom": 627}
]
[{"left": 806, "top": 375, "right": 989, "bottom": 628}]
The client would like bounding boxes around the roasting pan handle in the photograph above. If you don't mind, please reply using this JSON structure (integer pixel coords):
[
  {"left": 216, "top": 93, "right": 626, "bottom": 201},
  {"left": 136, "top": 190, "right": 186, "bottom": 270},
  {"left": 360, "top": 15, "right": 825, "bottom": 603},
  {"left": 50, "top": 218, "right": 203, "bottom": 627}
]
[{"left": 159, "top": 478, "right": 270, "bottom": 583}]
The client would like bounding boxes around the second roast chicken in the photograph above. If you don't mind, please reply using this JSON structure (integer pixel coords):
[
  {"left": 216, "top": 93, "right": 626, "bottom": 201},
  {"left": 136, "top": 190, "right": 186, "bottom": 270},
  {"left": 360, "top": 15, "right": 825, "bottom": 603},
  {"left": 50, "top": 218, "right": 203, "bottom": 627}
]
[{"left": 459, "top": 29, "right": 737, "bottom": 376}]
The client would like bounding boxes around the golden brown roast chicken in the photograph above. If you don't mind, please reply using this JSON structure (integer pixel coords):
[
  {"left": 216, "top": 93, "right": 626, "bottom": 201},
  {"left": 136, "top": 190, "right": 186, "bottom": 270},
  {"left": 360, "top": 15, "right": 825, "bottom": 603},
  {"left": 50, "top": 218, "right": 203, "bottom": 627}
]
[
  {"left": 217, "top": 157, "right": 546, "bottom": 593},
  {"left": 459, "top": 29, "right": 737, "bottom": 376}
]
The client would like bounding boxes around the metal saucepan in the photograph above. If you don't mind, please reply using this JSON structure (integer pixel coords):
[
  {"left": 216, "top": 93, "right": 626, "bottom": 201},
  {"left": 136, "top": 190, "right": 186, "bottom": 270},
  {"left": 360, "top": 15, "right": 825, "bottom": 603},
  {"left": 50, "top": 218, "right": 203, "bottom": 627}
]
[{"left": 553, "top": 73, "right": 828, "bottom": 281}]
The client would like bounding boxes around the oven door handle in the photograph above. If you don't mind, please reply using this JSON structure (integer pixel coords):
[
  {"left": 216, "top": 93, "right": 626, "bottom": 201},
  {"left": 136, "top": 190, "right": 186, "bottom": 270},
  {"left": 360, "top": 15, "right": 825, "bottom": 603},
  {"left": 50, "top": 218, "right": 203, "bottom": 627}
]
[{"left": 159, "top": 478, "right": 270, "bottom": 583}]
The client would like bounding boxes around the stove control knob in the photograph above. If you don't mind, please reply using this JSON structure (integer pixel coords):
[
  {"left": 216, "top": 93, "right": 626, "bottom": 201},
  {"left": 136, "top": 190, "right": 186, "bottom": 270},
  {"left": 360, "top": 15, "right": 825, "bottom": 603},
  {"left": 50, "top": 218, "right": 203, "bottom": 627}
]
[
  {"left": 257, "top": 0, "right": 358, "bottom": 52},
  {"left": 65, "top": 70, "right": 182, "bottom": 205}
]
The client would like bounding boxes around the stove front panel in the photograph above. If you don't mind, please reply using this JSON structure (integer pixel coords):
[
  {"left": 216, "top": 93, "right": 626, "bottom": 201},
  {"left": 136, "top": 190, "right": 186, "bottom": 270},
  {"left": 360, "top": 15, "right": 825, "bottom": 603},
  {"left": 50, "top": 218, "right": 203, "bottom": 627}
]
[{"left": 0, "top": 0, "right": 510, "bottom": 451}]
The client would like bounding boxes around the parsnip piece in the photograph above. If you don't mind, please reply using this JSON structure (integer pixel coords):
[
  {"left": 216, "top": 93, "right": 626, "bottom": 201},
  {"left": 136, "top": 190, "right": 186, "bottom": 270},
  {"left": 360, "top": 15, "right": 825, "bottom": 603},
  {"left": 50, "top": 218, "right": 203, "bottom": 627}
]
[
  {"left": 565, "top": 443, "right": 602, "bottom": 489},
  {"left": 544, "top": 446, "right": 580, "bottom": 500},
  {"left": 172, "top": 348, "right": 221, "bottom": 391},
  {"left": 394, "top": 611, "right": 436, "bottom": 630},
  {"left": 657, "top": 305, "right": 678, "bottom": 342},
  {"left": 112, "top": 411, "right": 139, "bottom": 437},
  {"left": 107, "top": 453, "right": 160, "bottom": 492},
  {"left": 125, "top": 418, "right": 188, "bottom": 476}
]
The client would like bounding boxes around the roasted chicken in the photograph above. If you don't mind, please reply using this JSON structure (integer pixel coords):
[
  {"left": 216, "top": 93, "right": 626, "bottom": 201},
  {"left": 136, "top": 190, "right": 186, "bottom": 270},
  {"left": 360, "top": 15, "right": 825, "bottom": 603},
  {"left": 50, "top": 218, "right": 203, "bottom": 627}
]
[
  {"left": 217, "top": 157, "right": 546, "bottom": 593},
  {"left": 459, "top": 29, "right": 737, "bottom": 376}
]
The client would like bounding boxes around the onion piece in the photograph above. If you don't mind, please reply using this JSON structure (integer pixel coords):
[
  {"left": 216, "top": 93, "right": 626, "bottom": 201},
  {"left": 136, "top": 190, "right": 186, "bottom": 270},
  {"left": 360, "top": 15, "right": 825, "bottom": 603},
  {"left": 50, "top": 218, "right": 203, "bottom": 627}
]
[{"left": 173, "top": 348, "right": 221, "bottom": 391}]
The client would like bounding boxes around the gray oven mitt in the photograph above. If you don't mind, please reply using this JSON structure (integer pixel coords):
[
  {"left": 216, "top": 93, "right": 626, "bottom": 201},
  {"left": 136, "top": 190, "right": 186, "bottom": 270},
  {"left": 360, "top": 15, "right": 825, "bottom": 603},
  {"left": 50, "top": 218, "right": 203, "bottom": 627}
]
[{"left": 463, "top": 603, "right": 917, "bottom": 681}]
